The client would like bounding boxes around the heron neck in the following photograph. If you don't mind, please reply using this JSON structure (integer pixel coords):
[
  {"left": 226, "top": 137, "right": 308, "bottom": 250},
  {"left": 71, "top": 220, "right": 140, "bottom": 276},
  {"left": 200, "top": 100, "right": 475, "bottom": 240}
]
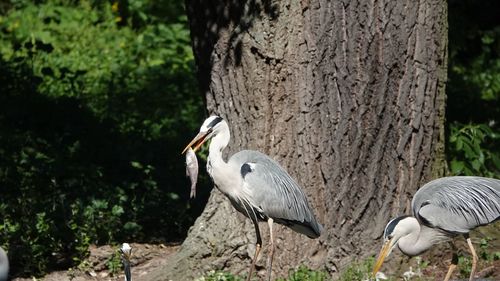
[
  {"left": 207, "top": 122, "right": 236, "bottom": 195},
  {"left": 208, "top": 122, "right": 230, "bottom": 164},
  {"left": 398, "top": 222, "right": 448, "bottom": 256}
]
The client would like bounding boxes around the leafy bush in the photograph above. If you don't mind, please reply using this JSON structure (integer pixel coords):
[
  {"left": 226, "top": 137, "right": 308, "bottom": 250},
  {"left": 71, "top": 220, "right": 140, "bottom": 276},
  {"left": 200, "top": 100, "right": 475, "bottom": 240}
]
[
  {"left": 448, "top": 123, "right": 500, "bottom": 176},
  {"left": 447, "top": 0, "right": 500, "bottom": 178},
  {"left": 0, "top": 0, "right": 205, "bottom": 276}
]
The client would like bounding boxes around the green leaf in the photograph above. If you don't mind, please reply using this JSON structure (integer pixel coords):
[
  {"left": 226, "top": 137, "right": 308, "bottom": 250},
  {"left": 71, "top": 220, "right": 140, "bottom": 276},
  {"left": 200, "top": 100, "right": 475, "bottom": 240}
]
[
  {"left": 462, "top": 142, "right": 475, "bottom": 159},
  {"left": 450, "top": 160, "right": 465, "bottom": 175},
  {"left": 471, "top": 159, "right": 481, "bottom": 171},
  {"left": 130, "top": 161, "right": 143, "bottom": 169},
  {"left": 111, "top": 205, "right": 124, "bottom": 216},
  {"left": 456, "top": 137, "right": 463, "bottom": 150}
]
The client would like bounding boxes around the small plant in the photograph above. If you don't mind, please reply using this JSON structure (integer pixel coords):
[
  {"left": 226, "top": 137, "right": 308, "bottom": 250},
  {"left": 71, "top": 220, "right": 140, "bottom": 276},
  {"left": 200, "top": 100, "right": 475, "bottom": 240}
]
[
  {"left": 494, "top": 252, "right": 500, "bottom": 260},
  {"left": 278, "top": 265, "right": 328, "bottom": 281},
  {"left": 404, "top": 256, "right": 428, "bottom": 280},
  {"left": 448, "top": 123, "right": 500, "bottom": 177},
  {"left": 106, "top": 246, "right": 123, "bottom": 276},
  {"left": 478, "top": 237, "right": 492, "bottom": 261},
  {"left": 197, "top": 266, "right": 327, "bottom": 281},
  {"left": 196, "top": 270, "right": 244, "bottom": 281},
  {"left": 457, "top": 255, "right": 472, "bottom": 278},
  {"left": 76, "top": 259, "right": 92, "bottom": 272},
  {"left": 342, "top": 256, "right": 434, "bottom": 281},
  {"left": 339, "top": 257, "right": 376, "bottom": 281}
]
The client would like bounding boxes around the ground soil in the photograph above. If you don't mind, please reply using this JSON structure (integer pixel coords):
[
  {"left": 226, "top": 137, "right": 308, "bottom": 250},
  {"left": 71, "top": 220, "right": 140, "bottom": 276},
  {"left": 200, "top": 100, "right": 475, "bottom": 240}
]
[
  {"left": 10, "top": 237, "right": 500, "bottom": 281},
  {"left": 12, "top": 243, "right": 180, "bottom": 281}
]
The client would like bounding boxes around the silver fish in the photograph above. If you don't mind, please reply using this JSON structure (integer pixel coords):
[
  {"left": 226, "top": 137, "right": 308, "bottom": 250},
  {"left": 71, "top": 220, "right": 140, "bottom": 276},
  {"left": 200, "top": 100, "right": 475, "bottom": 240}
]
[{"left": 185, "top": 147, "right": 198, "bottom": 198}]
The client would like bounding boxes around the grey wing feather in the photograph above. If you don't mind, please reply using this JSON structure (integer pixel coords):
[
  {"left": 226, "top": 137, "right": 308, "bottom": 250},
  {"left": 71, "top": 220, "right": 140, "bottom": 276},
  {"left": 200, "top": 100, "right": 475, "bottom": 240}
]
[
  {"left": 412, "top": 176, "right": 500, "bottom": 234},
  {"left": 230, "top": 150, "right": 323, "bottom": 238}
]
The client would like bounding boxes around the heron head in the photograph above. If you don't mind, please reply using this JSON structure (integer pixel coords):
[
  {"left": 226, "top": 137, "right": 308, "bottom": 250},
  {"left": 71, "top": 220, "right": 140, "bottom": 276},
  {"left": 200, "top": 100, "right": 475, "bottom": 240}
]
[
  {"left": 120, "top": 243, "right": 132, "bottom": 262},
  {"left": 182, "top": 116, "right": 224, "bottom": 154},
  {"left": 372, "top": 215, "right": 412, "bottom": 276}
]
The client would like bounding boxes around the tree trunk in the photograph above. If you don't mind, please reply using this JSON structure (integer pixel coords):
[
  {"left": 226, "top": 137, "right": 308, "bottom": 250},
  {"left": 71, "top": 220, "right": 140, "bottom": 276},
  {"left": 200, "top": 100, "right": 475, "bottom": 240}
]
[{"left": 145, "top": 0, "right": 447, "bottom": 279}]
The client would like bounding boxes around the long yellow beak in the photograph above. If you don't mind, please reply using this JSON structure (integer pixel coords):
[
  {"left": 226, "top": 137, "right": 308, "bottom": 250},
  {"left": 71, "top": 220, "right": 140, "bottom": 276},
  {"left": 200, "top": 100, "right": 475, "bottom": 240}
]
[
  {"left": 182, "top": 131, "right": 210, "bottom": 154},
  {"left": 372, "top": 239, "right": 393, "bottom": 277}
]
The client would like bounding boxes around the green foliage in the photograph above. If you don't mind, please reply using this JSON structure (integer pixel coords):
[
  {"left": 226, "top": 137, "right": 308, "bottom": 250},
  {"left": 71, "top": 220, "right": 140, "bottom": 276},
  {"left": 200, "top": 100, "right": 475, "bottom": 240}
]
[
  {"left": 106, "top": 246, "right": 123, "bottom": 276},
  {"left": 477, "top": 237, "right": 500, "bottom": 262},
  {"left": 456, "top": 236, "right": 500, "bottom": 279},
  {"left": 457, "top": 255, "right": 472, "bottom": 278},
  {"left": 447, "top": 0, "right": 500, "bottom": 178},
  {"left": 197, "top": 266, "right": 327, "bottom": 281},
  {"left": 338, "top": 257, "right": 376, "bottom": 281},
  {"left": 0, "top": 0, "right": 205, "bottom": 276},
  {"left": 339, "top": 256, "right": 434, "bottom": 281},
  {"left": 448, "top": 123, "right": 500, "bottom": 176},
  {"left": 0, "top": 1, "right": 198, "bottom": 140},
  {"left": 278, "top": 265, "right": 328, "bottom": 281},
  {"left": 196, "top": 271, "right": 244, "bottom": 281}
]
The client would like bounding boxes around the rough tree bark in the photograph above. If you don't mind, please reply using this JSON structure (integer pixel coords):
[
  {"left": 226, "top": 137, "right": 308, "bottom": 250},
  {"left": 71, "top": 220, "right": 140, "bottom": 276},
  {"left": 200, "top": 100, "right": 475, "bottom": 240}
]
[{"left": 145, "top": 0, "right": 447, "bottom": 279}]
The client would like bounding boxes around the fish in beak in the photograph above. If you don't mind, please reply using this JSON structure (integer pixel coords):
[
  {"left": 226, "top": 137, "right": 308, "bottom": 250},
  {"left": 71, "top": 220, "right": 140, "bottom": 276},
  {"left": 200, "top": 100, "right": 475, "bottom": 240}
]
[
  {"left": 182, "top": 130, "right": 212, "bottom": 198},
  {"left": 185, "top": 147, "right": 198, "bottom": 198}
]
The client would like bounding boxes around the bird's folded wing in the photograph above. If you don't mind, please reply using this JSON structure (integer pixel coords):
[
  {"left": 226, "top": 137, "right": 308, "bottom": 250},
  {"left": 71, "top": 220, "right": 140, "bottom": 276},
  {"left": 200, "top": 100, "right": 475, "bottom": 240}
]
[
  {"left": 414, "top": 176, "right": 500, "bottom": 234},
  {"left": 417, "top": 203, "right": 472, "bottom": 234}
]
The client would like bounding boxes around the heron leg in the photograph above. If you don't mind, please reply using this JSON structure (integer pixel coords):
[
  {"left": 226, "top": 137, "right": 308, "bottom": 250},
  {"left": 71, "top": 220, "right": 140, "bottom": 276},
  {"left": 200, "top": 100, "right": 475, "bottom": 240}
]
[
  {"left": 246, "top": 219, "right": 262, "bottom": 281},
  {"left": 265, "top": 218, "right": 274, "bottom": 281},
  {"left": 466, "top": 235, "right": 478, "bottom": 281},
  {"left": 443, "top": 251, "right": 458, "bottom": 281}
]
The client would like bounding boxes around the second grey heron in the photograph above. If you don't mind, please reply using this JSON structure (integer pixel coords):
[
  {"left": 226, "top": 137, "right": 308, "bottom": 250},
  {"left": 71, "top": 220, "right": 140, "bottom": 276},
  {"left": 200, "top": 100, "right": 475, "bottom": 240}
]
[
  {"left": 120, "top": 243, "right": 132, "bottom": 281},
  {"left": 373, "top": 176, "right": 500, "bottom": 281},
  {"left": 182, "top": 116, "right": 323, "bottom": 281},
  {"left": 0, "top": 246, "right": 8, "bottom": 281}
]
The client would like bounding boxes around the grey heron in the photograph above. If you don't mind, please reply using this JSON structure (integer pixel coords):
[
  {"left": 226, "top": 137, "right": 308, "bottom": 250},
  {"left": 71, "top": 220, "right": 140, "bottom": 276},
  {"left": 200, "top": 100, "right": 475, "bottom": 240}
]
[
  {"left": 373, "top": 176, "right": 500, "bottom": 281},
  {"left": 120, "top": 243, "right": 132, "bottom": 281},
  {"left": 182, "top": 116, "right": 323, "bottom": 281},
  {"left": 0, "top": 246, "right": 8, "bottom": 281}
]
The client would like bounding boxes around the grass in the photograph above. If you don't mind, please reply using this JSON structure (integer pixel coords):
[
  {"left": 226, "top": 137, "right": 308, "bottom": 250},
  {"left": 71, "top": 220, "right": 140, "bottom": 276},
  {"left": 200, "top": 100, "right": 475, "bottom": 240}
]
[{"left": 196, "top": 266, "right": 328, "bottom": 281}]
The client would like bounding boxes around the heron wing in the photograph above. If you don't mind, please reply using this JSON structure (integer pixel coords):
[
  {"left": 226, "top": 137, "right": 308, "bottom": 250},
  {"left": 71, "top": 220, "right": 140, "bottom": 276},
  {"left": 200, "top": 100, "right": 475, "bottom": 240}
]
[
  {"left": 412, "top": 176, "right": 500, "bottom": 234},
  {"left": 229, "top": 150, "right": 322, "bottom": 238}
]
